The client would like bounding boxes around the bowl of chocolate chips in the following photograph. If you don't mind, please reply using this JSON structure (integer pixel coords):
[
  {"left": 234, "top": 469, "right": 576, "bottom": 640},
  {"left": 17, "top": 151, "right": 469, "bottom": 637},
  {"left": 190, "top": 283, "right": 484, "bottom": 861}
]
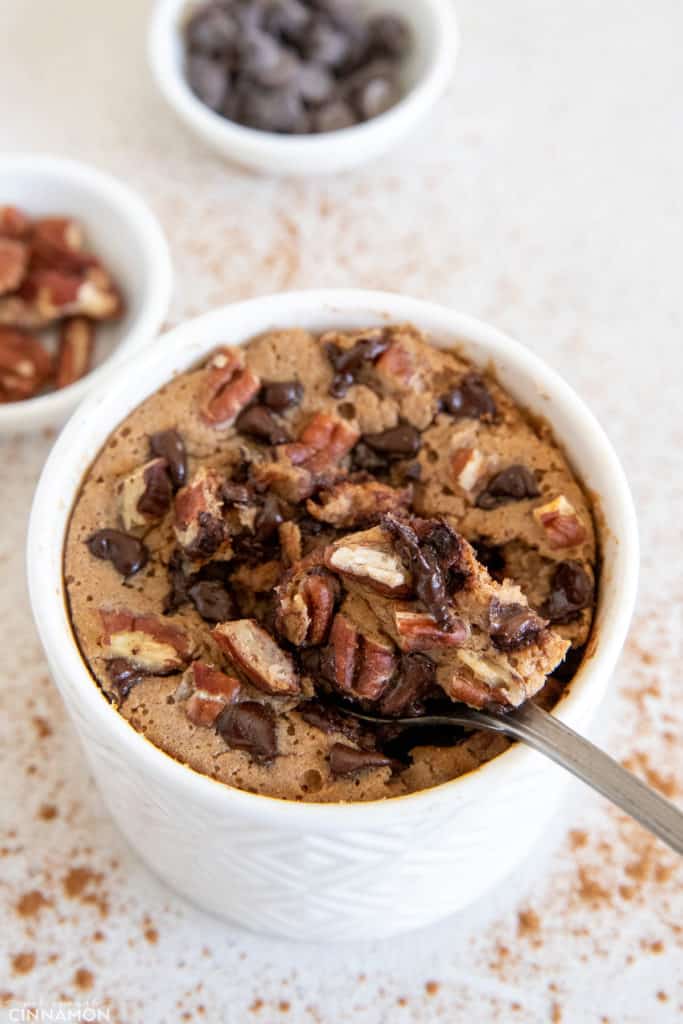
[{"left": 148, "top": 0, "right": 459, "bottom": 174}]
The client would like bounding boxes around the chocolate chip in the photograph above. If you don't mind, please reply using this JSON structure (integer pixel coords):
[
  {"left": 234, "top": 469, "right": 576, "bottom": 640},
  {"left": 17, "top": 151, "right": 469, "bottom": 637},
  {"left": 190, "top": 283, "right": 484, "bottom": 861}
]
[
  {"left": 149, "top": 429, "right": 187, "bottom": 488},
  {"left": 221, "top": 480, "right": 252, "bottom": 505},
  {"left": 363, "top": 422, "right": 421, "bottom": 459},
  {"left": 188, "top": 580, "right": 235, "bottom": 623},
  {"left": 237, "top": 81, "right": 305, "bottom": 132},
  {"left": 353, "top": 70, "right": 400, "bottom": 120},
  {"left": 255, "top": 493, "right": 285, "bottom": 540},
  {"left": 302, "top": 17, "right": 351, "bottom": 67},
  {"left": 87, "top": 529, "right": 148, "bottom": 577},
  {"left": 297, "top": 62, "right": 335, "bottom": 104},
  {"left": 185, "top": 3, "right": 239, "bottom": 57},
  {"left": 401, "top": 460, "right": 422, "bottom": 481},
  {"left": 441, "top": 372, "right": 497, "bottom": 421},
  {"left": 351, "top": 440, "right": 388, "bottom": 473},
  {"left": 264, "top": 0, "right": 311, "bottom": 42},
  {"left": 105, "top": 658, "right": 144, "bottom": 701},
  {"left": 476, "top": 465, "right": 539, "bottom": 510},
  {"left": 191, "top": 512, "right": 226, "bottom": 559},
  {"left": 543, "top": 561, "right": 593, "bottom": 623},
  {"left": 236, "top": 404, "right": 290, "bottom": 444},
  {"left": 489, "top": 598, "right": 548, "bottom": 651},
  {"left": 378, "top": 652, "right": 436, "bottom": 717},
  {"left": 240, "top": 31, "right": 301, "bottom": 86},
  {"left": 186, "top": 54, "right": 228, "bottom": 111},
  {"left": 472, "top": 540, "right": 506, "bottom": 582},
  {"left": 216, "top": 701, "right": 278, "bottom": 762},
  {"left": 367, "top": 13, "right": 411, "bottom": 58},
  {"left": 324, "top": 333, "right": 390, "bottom": 396},
  {"left": 164, "top": 548, "right": 189, "bottom": 613},
  {"left": 312, "top": 98, "right": 356, "bottom": 132},
  {"left": 260, "top": 378, "right": 304, "bottom": 411},
  {"left": 329, "top": 743, "right": 400, "bottom": 778},
  {"left": 297, "top": 698, "right": 361, "bottom": 743},
  {"left": 137, "top": 461, "right": 173, "bottom": 519},
  {"left": 382, "top": 514, "right": 453, "bottom": 630}
]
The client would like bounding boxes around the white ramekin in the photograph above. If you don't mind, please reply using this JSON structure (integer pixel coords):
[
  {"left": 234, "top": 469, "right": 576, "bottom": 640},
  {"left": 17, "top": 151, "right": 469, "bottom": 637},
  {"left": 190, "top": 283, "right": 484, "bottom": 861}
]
[
  {"left": 0, "top": 155, "right": 172, "bottom": 434},
  {"left": 148, "top": 0, "right": 459, "bottom": 176},
  {"left": 27, "top": 290, "right": 638, "bottom": 941}
]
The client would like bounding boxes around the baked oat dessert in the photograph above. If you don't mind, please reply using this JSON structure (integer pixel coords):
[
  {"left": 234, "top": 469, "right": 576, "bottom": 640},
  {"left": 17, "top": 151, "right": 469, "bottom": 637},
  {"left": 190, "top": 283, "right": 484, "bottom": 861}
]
[{"left": 64, "top": 324, "right": 597, "bottom": 802}]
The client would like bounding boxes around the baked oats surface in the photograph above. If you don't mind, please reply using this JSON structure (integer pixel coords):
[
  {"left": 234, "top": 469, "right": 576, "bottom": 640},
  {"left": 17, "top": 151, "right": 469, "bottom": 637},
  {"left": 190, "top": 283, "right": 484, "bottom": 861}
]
[{"left": 65, "top": 324, "right": 596, "bottom": 802}]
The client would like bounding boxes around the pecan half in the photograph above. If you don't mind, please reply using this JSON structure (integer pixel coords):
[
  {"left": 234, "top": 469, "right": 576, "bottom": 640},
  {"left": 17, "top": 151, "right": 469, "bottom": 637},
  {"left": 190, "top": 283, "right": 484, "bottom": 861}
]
[
  {"left": 199, "top": 348, "right": 261, "bottom": 428},
  {"left": 442, "top": 650, "right": 520, "bottom": 708},
  {"left": 100, "top": 608, "right": 193, "bottom": 674},
  {"left": 0, "top": 327, "right": 52, "bottom": 401},
  {"left": 394, "top": 610, "right": 469, "bottom": 652},
  {"left": 0, "top": 205, "right": 30, "bottom": 239},
  {"left": 16, "top": 265, "right": 121, "bottom": 324},
  {"left": 118, "top": 457, "right": 173, "bottom": 532},
  {"left": 213, "top": 618, "right": 300, "bottom": 695},
  {"left": 55, "top": 316, "right": 95, "bottom": 389},
  {"left": 0, "top": 238, "right": 29, "bottom": 295},
  {"left": 175, "top": 661, "right": 241, "bottom": 727},
  {"left": 533, "top": 495, "right": 587, "bottom": 549},
  {"left": 285, "top": 412, "right": 359, "bottom": 473},
  {"left": 328, "top": 612, "right": 397, "bottom": 701},
  {"left": 306, "top": 480, "right": 411, "bottom": 528},
  {"left": 279, "top": 520, "right": 302, "bottom": 566},
  {"left": 275, "top": 567, "right": 339, "bottom": 647},
  {"left": 174, "top": 466, "right": 227, "bottom": 559}
]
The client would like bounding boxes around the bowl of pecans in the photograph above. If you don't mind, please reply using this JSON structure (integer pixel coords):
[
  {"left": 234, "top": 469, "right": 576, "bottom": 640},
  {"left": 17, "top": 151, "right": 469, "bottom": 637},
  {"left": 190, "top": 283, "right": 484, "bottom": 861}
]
[
  {"left": 148, "top": 0, "right": 459, "bottom": 175},
  {"left": 0, "top": 156, "right": 172, "bottom": 433}
]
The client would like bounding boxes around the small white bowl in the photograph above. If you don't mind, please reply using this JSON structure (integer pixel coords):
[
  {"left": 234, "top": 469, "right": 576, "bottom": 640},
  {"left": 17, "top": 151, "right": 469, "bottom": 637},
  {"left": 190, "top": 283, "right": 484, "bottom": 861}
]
[
  {"left": 148, "top": 0, "right": 459, "bottom": 176},
  {"left": 0, "top": 155, "right": 172, "bottom": 434},
  {"left": 27, "top": 291, "right": 638, "bottom": 941}
]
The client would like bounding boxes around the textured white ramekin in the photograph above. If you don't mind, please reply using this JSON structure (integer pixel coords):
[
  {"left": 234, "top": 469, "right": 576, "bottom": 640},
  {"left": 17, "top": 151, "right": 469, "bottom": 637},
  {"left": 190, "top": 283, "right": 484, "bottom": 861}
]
[{"left": 27, "top": 290, "right": 638, "bottom": 940}]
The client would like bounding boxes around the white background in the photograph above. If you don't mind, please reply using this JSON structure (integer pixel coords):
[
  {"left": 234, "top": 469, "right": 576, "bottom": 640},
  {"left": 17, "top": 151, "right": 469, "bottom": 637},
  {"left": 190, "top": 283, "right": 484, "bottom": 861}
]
[{"left": 1, "top": 1, "right": 681, "bottom": 1021}]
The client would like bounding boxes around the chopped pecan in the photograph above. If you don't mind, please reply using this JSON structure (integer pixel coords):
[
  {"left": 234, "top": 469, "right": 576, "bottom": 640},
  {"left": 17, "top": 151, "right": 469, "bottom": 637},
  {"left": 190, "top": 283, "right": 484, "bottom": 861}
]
[
  {"left": 16, "top": 265, "right": 121, "bottom": 324},
  {"left": 275, "top": 567, "right": 339, "bottom": 647},
  {"left": 329, "top": 743, "right": 400, "bottom": 778},
  {"left": 99, "top": 608, "right": 193, "bottom": 674},
  {"left": 174, "top": 466, "right": 227, "bottom": 559},
  {"left": 118, "top": 457, "right": 173, "bottom": 531},
  {"left": 199, "top": 348, "right": 261, "bottom": 428},
  {"left": 326, "top": 529, "right": 411, "bottom": 597},
  {"left": 329, "top": 612, "right": 397, "bottom": 701},
  {"left": 488, "top": 598, "right": 548, "bottom": 651},
  {"left": 451, "top": 447, "right": 486, "bottom": 493},
  {"left": 213, "top": 618, "right": 300, "bottom": 695},
  {"left": 176, "top": 661, "right": 241, "bottom": 727},
  {"left": 0, "top": 238, "right": 29, "bottom": 295},
  {"left": 34, "top": 216, "right": 85, "bottom": 254},
  {"left": 55, "top": 316, "right": 94, "bottom": 388},
  {"left": 0, "top": 327, "right": 52, "bottom": 401},
  {"left": 394, "top": 610, "right": 469, "bottom": 652},
  {"left": 442, "top": 649, "right": 520, "bottom": 707},
  {"left": 0, "top": 205, "right": 30, "bottom": 239},
  {"left": 285, "top": 412, "right": 359, "bottom": 473},
  {"left": 533, "top": 495, "right": 587, "bottom": 549},
  {"left": 279, "top": 520, "right": 302, "bottom": 566},
  {"left": 306, "top": 480, "right": 411, "bottom": 528},
  {"left": 375, "top": 338, "right": 422, "bottom": 389}
]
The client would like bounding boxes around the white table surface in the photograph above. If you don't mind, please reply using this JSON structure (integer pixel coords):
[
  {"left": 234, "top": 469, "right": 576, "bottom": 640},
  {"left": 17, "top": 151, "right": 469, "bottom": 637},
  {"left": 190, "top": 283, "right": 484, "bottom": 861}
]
[{"left": 1, "top": 2, "right": 681, "bottom": 1021}]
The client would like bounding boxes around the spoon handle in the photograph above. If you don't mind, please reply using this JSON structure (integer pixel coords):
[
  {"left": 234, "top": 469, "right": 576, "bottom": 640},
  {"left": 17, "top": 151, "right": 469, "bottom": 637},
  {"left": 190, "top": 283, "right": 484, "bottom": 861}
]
[{"left": 472, "top": 701, "right": 683, "bottom": 855}]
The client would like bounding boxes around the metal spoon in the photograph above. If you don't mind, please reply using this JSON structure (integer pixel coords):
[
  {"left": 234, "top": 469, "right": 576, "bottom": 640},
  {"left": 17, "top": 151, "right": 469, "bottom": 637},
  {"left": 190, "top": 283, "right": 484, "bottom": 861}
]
[{"left": 334, "top": 699, "right": 683, "bottom": 855}]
